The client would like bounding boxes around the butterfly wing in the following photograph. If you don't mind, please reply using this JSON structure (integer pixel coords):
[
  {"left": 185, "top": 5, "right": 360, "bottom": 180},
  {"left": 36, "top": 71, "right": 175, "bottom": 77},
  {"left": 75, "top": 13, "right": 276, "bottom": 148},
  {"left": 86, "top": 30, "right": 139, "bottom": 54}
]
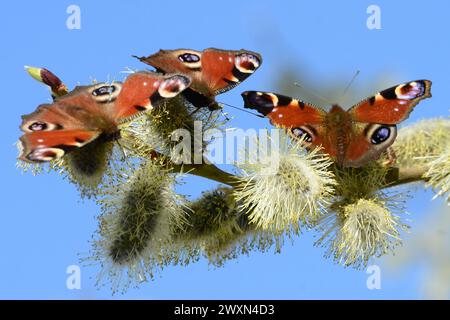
[
  {"left": 19, "top": 130, "right": 100, "bottom": 162},
  {"left": 135, "top": 49, "right": 203, "bottom": 78},
  {"left": 19, "top": 81, "right": 120, "bottom": 163},
  {"left": 19, "top": 96, "right": 105, "bottom": 162},
  {"left": 135, "top": 48, "right": 261, "bottom": 108},
  {"left": 200, "top": 48, "right": 262, "bottom": 95},
  {"left": 19, "top": 72, "right": 191, "bottom": 163},
  {"left": 340, "top": 122, "right": 397, "bottom": 167},
  {"left": 242, "top": 90, "right": 328, "bottom": 148},
  {"left": 113, "top": 71, "right": 191, "bottom": 121},
  {"left": 341, "top": 80, "right": 432, "bottom": 167},
  {"left": 348, "top": 80, "right": 432, "bottom": 124}
]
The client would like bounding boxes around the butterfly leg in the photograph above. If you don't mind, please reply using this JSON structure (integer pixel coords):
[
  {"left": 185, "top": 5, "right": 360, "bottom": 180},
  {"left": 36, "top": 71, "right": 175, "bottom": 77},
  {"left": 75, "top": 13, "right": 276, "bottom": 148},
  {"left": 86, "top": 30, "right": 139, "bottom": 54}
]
[{"left": 382, "top": 147, "right": 397, "bottom": 167}]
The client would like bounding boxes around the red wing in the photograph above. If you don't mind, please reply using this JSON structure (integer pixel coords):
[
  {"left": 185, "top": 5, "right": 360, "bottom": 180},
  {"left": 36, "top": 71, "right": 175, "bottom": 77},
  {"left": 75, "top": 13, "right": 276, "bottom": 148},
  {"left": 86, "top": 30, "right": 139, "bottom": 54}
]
[
  {"left": 242, "top": 91, "right": 328, "bottom": 153},
  {"left": 342, "top": 133, "right": 374, "bottom": 167},
  {"left": 19, "top": 84, "right": 114, "bottom": 163},
  {"left": 113, "top": 71, "right": 191, "bottom": 121},
  {"left": 19, "top": 130, "right": 100, "bottom": 162},
  {"left": 349, "top": 80, "right": 431, "bottom": 124},
  {"left": 342, "top": 123, "right": 398, "bottom": 167},
  {"left": 200, "top": 48, "right": 262, "bottom": 94},
  {"left": 242, "top": 91, "right": 326, "bottom": 126},
  {"left": 20, "top": 101, "right": 96, "bottom": 133},
  {"left": 134, "top": 49, "right": 203, "bottom": 77},
  {"left": 134, "top": 48, "right": 262, "bottom": 96}
]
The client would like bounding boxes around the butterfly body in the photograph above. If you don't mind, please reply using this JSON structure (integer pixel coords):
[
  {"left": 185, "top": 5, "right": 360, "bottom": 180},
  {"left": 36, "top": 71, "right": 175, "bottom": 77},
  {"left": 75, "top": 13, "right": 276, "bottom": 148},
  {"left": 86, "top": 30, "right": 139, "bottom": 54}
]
[
  {"left": 135, "top": 48, "right": 262, "bottom": 110},
  {"left": 19, "top": 71, "right": 192, "bottom": 163},
  {"left": 242, "top": 80, "right": 431, "bottom": 167}
]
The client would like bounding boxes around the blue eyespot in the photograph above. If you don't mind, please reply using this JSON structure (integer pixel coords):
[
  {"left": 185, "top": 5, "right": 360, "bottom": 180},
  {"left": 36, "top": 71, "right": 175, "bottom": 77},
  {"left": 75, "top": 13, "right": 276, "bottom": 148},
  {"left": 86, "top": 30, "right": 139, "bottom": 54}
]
[
  {"left": 371, "top": 126, "right": 391, "bottom": 144},
  {"left": 28, "top": 121, "right": 47, "bottom": 131},
  {"left": 92, "top": 85, "right": 116, "bottom": 96},
  {"left": 178, "top": 53, "right": 200, "bottom": 63}
]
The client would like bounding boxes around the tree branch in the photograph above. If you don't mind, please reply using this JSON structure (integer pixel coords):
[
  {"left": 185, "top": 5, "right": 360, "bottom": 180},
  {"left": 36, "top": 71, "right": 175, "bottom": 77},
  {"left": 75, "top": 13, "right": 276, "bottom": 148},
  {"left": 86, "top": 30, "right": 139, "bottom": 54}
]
[
  {"left": 132, "top": 136, "right": 430, "bottom": 190},
  {"left": 384, "top": 165, "right": 430, "bottom": 188},
  {"left": 172, "top": 162, "right": 241, "bottom": 186}
]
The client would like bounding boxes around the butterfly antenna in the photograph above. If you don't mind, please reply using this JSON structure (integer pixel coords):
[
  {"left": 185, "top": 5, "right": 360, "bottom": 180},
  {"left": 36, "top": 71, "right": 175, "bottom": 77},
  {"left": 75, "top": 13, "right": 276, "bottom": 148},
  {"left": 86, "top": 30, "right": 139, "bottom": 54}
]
[
  {"left": 220, "top": 110, "right": 230, "bottom": 121},
  {"left": 293, "top": 81, "right": 334, "bottom": 105},
  {"left": 343, "top": 69, "right": 360, "bottom": 95},
  {"left": 217, "top": 101, "right": 265, "bottom": 118}
]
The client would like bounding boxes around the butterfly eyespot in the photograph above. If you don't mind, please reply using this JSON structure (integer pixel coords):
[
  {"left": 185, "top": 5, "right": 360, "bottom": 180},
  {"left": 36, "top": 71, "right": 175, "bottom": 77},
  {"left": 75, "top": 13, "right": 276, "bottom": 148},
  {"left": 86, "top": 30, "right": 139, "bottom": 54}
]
[
  {"left": 91, "top": 83, "right": 122, "bottom": 103},
  {"left": 178, "top": 53, "right": 200, "bottom": 63},
  {"left": 26, "top": 147, "right": 65, "bottom": 162},
  {"left": 158, "top": 75, "right": 190, "bottom": 98},
  {"left": 28, "top": 121, "right": 48, "bottom": 131},
  {"left": 395, "top": 81, "right": 425, "bottom": 99},
  {"left": 22, "top": 121, "right": 61, "bottom": 132},
  {"left": 92, "top": 85, "right": 116, "bottom": 96},
  {"left": 370, "top": 126, "right": 391, "bottom": 144},
  {"left": 291, "top": 127, "right": 313, "bottom": 142},
  {"left": 235, "top": 53, "right": 261, "bottom": 74}
]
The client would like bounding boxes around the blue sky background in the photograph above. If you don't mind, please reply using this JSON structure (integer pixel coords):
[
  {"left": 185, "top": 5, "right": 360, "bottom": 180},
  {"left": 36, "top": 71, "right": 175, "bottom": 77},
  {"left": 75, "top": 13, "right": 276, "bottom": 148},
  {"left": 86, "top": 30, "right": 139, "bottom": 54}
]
[{"left": 0, "top": 0, "right": 448, "bottom": 299}]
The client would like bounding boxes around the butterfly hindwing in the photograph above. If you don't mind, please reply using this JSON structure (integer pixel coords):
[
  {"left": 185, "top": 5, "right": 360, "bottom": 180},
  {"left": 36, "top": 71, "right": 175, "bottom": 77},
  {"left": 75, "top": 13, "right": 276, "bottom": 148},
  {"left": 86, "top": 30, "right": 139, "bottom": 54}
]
[
  {"left": 19, "top": 130, "right": 100, "bottom": 162},
  {"left": 343, "top": 122, "right": 398, "bottom": 167}
]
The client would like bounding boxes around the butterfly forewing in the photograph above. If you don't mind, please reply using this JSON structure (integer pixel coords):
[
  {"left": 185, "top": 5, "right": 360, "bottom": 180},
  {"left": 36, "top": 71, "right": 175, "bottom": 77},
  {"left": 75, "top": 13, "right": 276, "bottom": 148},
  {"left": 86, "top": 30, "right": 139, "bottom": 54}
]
[
  {"left": 349, "top": 80, "right": 432, "bottom": 124},
  {"left": 113, "top": 72, "right": 191, "bottom": 121},
  {"left": 135, "top": 48, "right": 262, "bottom": 108},
  {"left": 200, "top": 48, "right": 262, "bottom": 95},
  {"left": 19, "top": 130, "right": 100, "bottom": 162}
]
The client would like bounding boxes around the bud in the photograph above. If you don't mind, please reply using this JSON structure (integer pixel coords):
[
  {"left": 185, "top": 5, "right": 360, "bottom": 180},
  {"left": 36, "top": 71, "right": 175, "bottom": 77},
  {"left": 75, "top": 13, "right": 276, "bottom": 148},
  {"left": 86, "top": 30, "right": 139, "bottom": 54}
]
[
  {"left": 317, "top": 198, "right": 407, "bottom": 268},
  {"left": 392, "top": 118, "right": 450, "bottom": 167},
  {"left": 235, "top": 132, "right": 336, "bottom": 232},
  {"left": 89, "top": 161, "right": 187, "bottom": 293},
  {"left": 25, "top": 66, "right": 69, "bottom": 97},
  {"left": 425, "top": 148, "right": 450, "bottom": 203}
]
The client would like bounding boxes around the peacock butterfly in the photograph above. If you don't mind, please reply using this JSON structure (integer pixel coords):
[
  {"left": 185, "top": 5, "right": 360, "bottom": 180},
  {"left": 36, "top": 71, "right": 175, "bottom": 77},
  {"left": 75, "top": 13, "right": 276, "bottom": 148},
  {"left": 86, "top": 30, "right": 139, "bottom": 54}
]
[
  {"left": 242, "top": 80, "right": 432, "bottom": 167},
  {"left": 134, "top": 48, "right": 262, "bottom": 110},
  {"left": 19, "top": 71, "right": 191, "bottom": 163}
]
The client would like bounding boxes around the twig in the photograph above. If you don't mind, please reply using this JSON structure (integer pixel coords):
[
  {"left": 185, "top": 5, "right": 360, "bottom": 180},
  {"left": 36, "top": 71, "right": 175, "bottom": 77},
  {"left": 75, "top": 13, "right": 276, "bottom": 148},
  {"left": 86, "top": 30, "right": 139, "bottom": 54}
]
[{"left": 384, "top": 165, "right": 430, "bottom": 188}]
